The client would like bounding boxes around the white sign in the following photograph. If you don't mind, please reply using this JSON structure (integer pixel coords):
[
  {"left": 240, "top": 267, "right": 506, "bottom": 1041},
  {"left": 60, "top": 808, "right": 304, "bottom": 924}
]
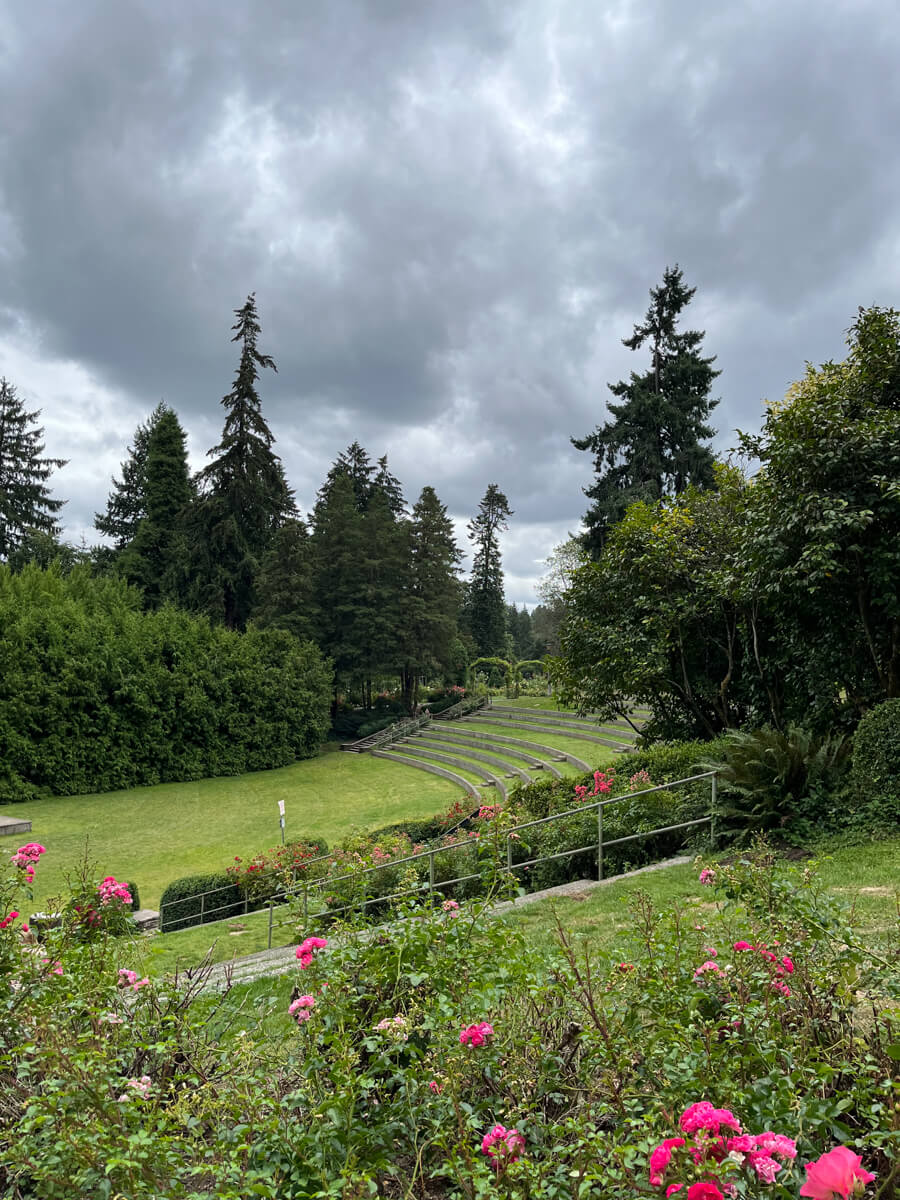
[{"left": 278, "top": 800, "right": 285, "bottom": 817}]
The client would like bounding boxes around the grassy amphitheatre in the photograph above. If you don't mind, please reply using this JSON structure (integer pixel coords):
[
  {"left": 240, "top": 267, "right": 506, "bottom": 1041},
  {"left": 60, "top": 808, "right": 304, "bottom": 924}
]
[{"left": 0, "top": 697, "right": 616, "bottom": 920}]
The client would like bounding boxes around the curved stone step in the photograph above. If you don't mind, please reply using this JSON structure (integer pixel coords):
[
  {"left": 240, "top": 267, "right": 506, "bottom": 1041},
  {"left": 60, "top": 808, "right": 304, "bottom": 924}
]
[
  {"left": 406, "top": 736, "right": 533, "bottom": 784},
  {"left": 487, "top": 705, "right": 643, "bottom": 734},
  {"left": 397, "top": 744, "right": 508, "bottom": 802},
  {"left": 488, "top": 706, "right": 639, "bottom": 741},
  {"left": 412, "top": 730, "right": 562, "bottom": 780},
  {"left": 467, "top": 714, "right": 632, "bottom": 750},
  {"left": 451, "top": 726, "right": 593, "bottom": 772},
  {"left": 371, "top": 750, "right": 481, "bottom": 799}
]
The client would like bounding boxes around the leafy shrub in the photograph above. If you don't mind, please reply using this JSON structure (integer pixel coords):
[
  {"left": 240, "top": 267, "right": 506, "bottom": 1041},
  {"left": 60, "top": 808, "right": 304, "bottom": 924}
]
[
  {"left": 159, "top": 871, "right": 244, "bottom": 932},
  {"left": 850, "top": 698, "right": 900, "bottom": 829},
  {"left": 228, "top": 838, "right": 329, "bottom": 903},
  {"left": 0, "top": 564, "right": 332, "bottom": 800},
  {"left": 702, "top": 727, "right": 852, "bottom": 842},
  {"left": 125, "top": 880, "right": 140, "bottom": 911},
  {"left": 1, "top": 835, "right": 893, "bottom": 1196}
]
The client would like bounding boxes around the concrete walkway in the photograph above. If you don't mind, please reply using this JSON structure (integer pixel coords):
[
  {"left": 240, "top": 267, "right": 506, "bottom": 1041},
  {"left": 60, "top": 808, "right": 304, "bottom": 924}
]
[{"left": 193, "top": 855, "right": 691, "bottom": 992}]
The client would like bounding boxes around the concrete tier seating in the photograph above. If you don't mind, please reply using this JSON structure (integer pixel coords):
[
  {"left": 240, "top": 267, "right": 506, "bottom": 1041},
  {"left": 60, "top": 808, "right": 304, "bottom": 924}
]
[
  {"left": 464, "top": 713, "right": 631, "bottom": 751},
  {"left": 371, "top": 749, "right": 482, "bottom": 799},
  {"left": 412, "top": 729, "right": 563, "bottom": 780},
  {"left": 451, "top": 725, "right": 592, "bottom": 771},
  {"left": 405, "top": 736, "right": 534, "bottom": 783},
  {"left": 395, "top": 743, "right": 508, "bottom": 802}
]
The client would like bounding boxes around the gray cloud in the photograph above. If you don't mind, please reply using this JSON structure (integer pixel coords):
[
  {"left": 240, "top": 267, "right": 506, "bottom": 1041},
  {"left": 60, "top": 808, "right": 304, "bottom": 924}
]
[{"left": 1, "top": 0, "right": 898, "bottom": 603}]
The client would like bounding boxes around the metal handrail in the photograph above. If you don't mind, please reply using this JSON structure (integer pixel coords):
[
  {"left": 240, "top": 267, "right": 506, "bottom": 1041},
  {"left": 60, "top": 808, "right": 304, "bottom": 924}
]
[{"left": 158, "top": 772, "right": 718, "bottom": 941}]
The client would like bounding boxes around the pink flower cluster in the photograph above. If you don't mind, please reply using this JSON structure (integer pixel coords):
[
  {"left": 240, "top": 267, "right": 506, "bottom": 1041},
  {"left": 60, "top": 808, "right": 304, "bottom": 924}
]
[
  {"left": 477, "top": 804, "right": 503, "bottom": 821},
  {"left": 375, "top": 1014, "right": 409, "bottom": 1042},
  {"left": 288, "top": 994, "right": 316, "bottom": 1023},
  {"left": 117, "top": 1075, "right": 152, "bottom": 1103},
  {"left": 698, "top": 868, "right": 716, "bottom": 886},
  {"left": 295, "top": 935, "right": 328, "bottom": 968},
  {"left": 441, "top": 898, "right": 460, "bottom": 915},
  {"left": 574, "top": 770, "right": 615, "bottom": 804},
  {"left": 98, "top": 876, "right": 132, "bottom": 907},
  {"left": 41, "top": 957, "right": 63, "bottom": 975},
  {"left": 481, "top": 1123, "right": 525, "bottom": 1168},
  {"left": 459, "top": 1020, "right": 494, "bottom": 1047},
  {"left": 0, "top": 909, "right": 20, "bottom": 931},
  {"left": 649, "top": 1102, "right": 797, "bottom": 1195},
  {"left": 117, "top": 968, "right": 149, "bottom": 991},
  {"left": 629, "top": 769, "right": 653, "bottom": 791},
  {"left": 800, "top": 1146, "right": 876, "bottom": 1200},
  {"left": 733, "top": 941, "right": 794, "bottom": 996},
  {"left": 11, "top": 842, "right": 46, "bottom": 881}
]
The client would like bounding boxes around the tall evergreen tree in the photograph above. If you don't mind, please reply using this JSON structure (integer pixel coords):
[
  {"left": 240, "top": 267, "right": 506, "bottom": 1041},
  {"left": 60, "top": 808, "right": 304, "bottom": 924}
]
[
  {"left": 373, "top": 454, "right": 406, "bottom": 517},
  {"left": 118, "top": 407, "right": 194, "bottom": 608},
  {"left": 464, "top": 484, "right": 512, "bottom": 657},
  {"left": 399, "top": 486, "right": 462, "bottom": 712},
  {"left": 95, "top": 402, "right": 168, "bottom": 549},
  {"left": 254, "top": 518, "right": 316, "bottom": 643},
  {"left": 191, "top": 294, "right": 296, "bottom": 629},
  {"left": 573, "top": 265, "right": 719, "bottom": 557},
  {"left": 310, "top": 468, "right": 368, "bottom": 697},
  {"left": 0, "top": 378, "right": 67, "bottom": 562},
  {"left": 324, "top": 441, "right": 375, "bottom": 512}
]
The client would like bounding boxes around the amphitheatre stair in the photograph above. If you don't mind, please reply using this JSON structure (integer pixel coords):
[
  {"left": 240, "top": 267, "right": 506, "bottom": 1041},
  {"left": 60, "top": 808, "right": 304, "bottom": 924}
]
[
  {"left": 393, "top": 743, "right": 508, "bottom": 801},
  {"left": 488, "top": 706, "right": 641, "bottom": 742},
  {"left": 371, "top": 749, "right": 482, "bottom": 799},
  {"left": 404, "top": 736, "right": 534, "bottom": 783},
  {"left": 464, "top": 713, "right": 633, "bottom": 751},
  {"left": 452, "top": 726, "right": 592, "bottom": 771},
  {"left": 412, "top": 729, "right": 564, "bottom": 779}
]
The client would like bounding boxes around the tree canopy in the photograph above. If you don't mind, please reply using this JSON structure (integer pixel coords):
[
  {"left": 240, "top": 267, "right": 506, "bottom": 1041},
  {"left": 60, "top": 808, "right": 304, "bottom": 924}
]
[
  {"left": 573, "top": 266, "right": 719, "bottom": 557},
  {"left": 0, "top": 378, "right": 67, "bottom": 562}
]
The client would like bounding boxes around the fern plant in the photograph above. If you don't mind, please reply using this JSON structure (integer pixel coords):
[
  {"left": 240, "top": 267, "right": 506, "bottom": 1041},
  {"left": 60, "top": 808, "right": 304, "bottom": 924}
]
[{"left": 702, "top": 726, "right": 851, "bottom": 841}]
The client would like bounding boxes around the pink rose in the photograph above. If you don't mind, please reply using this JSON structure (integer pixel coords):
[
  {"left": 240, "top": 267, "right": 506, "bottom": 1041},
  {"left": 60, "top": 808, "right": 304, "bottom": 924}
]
[{"left": 800, "top": 1147, "right": 876, "bottom": 1200}]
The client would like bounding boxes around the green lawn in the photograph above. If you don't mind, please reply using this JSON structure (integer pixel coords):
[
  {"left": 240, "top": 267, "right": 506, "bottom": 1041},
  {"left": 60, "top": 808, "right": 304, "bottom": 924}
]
[
  {"left": 453, "top": 719, "right": 620, "bottom": 767},
  {"left": 501, "top": 836, "right": 900, "bottom": 955},
  {"left": 0, "top": 748, "right": 463, "bottom": 915}
]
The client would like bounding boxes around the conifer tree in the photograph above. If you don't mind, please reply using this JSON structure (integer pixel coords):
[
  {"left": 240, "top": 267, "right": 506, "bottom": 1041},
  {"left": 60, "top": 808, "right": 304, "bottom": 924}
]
[
  {"left": 191, "top": 294, "right": 296, "bottom": 629},
  {"left": 573, "top": 265, "right": 719, "bottom": 557},
  {"left": 254, "top": 519, "right": 316, "bottom": 643},
  {"left": 309, "top": 468, "right": 367, "bottom": 696},
  {"left": 118, "top": 407, "right": 194, "bottom": 607},
  {"left": 95, "top": 402, "right": 168, "bottom": 549},
  {"left": 400, "top": 486, "right": 462, "bottom": 712},
  {"left": 0, "top": 378, "right": 67, "bottom": 562},
  {"left": 464, "top": 484, "right": 512, "bottom": 657}
]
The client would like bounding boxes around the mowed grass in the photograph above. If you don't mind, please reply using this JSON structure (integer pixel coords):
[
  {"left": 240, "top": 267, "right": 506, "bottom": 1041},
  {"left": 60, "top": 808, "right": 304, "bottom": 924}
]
[
  {"left": 452, "top": 719, "right": 620, "bottom": 769},
  {"left": 135, "top": 834, "right": 900, "bottom": 984},
  {"left": 500, "top": 837, "right": 900, "bottom": 956},
  {"left": 0, "top": 749, "right": 463, "bottom": 915}
]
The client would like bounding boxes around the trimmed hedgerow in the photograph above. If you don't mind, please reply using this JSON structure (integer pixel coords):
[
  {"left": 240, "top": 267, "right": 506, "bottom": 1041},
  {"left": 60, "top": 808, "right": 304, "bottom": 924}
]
[
  {"left": 0, "top": 564, "right": 332, "bottom": 802},
  {"left": 159, "top": 872, "right": 245, "bottom": 932},
  {"left": 850, "top": 698, "right": 900, "bottom": 829}
]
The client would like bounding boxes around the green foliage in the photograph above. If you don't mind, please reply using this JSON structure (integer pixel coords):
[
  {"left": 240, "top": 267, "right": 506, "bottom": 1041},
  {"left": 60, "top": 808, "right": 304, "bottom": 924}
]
[
  {"left": 2, "top": 838, "right": 893, "bottom": 1197},
  {"left": 554, "top": 465, "right": 757, "bottom": 739},
  {"left": 159, "top": 870, "right": 244, "bottom": 931},
  {"left": 126, "top": 880, "right": 140, "bottom": 911},
  {"left": 190, "top": 294, "right": 297, "bottom": 629},
  {"left": 253, "top": 518, "right": 316, "bottom": 642},
  {"left": 850, "top": 698, "right": 900, "bottom": 829},
  {"left": 0, "top": 563, "right": 332, "bottom": 801},
  {"left": 573, "top": 266, "right": 719, "bottom": 556},
  {"left": 739, "top": 305, "right": 900, "bottom": 724},
  {"left": 702, "top": 727, "right": 852, "bottom": 843},
  {"left": 228, "top": 838, "right": 329, "bottom": 904},
  {"left": 94, "top": 402, "right": 166, "bottom": 549},
  {"left": 463, "top": 483, "right": 512, "bottom": 657},
  {"left": 118, "top": 405, "right": 194, "bottom": 608},
  {"left": 0, "top": 376, "right": 67, "bottom": 561}
]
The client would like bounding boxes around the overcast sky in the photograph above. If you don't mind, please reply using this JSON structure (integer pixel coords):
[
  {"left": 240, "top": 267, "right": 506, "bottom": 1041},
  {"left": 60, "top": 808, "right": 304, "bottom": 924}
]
[{"left": 1, "top": 0, "right": 898, "bottom": 604}]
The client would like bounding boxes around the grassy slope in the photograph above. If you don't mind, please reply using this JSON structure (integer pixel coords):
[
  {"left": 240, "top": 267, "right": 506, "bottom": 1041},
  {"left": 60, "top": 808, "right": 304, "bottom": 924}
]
[
  {"left": 501, "top": 836, "right": 900, "bottom": 955},
  {"left": 0, "top": 749, "right": 463, "bottom": 914},
  {"left": 452, "top": 719, "right": 620, "bottom": 767}
]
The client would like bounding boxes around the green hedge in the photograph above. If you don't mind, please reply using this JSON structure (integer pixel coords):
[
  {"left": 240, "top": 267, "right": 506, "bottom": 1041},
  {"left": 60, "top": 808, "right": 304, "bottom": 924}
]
[
  {"left": 159, "top": 872, "right": 245, "bottom": 933},
  {"left": 850, "top": 699, "right": 900, "bottom": 829},
  {"left": 0, "top": 564, "right": 332, "bottom": 801}
]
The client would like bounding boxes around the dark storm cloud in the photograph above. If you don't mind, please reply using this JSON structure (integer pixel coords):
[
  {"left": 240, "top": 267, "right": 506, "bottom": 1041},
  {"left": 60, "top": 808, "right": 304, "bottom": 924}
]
[{"left": 1, "top": 0, "right": 899, "bottom": 601}]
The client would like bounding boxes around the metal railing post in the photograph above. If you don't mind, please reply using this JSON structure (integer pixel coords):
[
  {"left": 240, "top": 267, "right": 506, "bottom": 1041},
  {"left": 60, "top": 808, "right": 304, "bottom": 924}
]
[
  {"left": 200, "top": 891, "right": 205, "bottom": 922},
  {"left": 507, "top": 833, "right": 512, "bottom": 875},
  {"left": 710, "top": 772, "right": 717, "bottom": 849},
  {"left": 267, "top": 902, "right": 274, "bottom": 949},
  {"left": 429, "top": 851, "right": 435, "bottom": 897},
  {"left": 303, "top": 880, "right": 309, "bottom": 926},
  {"left": 597, "top": 804, "right": 604, "bottom": 881}
]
